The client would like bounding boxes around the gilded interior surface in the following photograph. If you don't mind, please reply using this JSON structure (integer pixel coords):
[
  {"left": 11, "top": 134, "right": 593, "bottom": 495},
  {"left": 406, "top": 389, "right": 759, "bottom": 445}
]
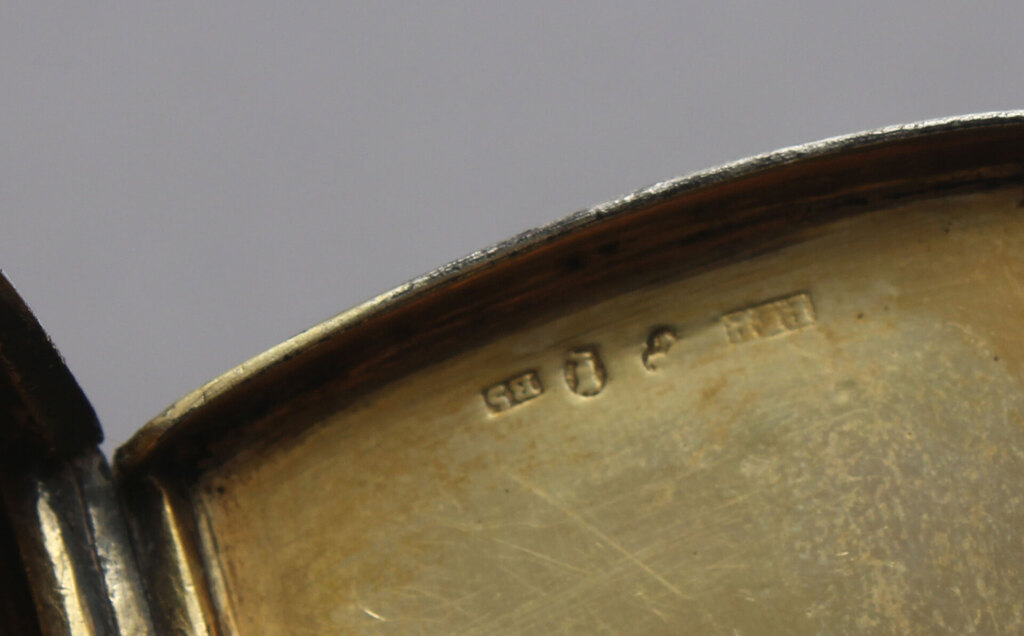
[{"left": 189, "top": 189, "right": 1024, "bottom": 634}]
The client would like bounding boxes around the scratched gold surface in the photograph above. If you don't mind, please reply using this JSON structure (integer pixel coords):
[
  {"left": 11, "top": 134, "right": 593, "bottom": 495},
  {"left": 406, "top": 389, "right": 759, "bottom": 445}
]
[{"left": 194, "top": 189, "right": 1024, "bottom": 634}]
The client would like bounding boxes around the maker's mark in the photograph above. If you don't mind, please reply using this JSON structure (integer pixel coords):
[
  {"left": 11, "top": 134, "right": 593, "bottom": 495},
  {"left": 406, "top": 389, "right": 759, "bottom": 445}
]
[{"left": 483, "top": 371, "right": 543, "bottom": 413}]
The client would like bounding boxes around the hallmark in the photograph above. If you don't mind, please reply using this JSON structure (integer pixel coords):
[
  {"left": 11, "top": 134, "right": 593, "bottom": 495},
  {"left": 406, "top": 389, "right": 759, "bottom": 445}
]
[
  {"left": 483, "top": 371, "right": 543, "bottom": 413},
  {"left": 721, "top": 292, "right": 816, "bottom": 344},
  {"left": 642, "top": 326, "right": 678, "bottom": 371},
  {"left": 564, "top": 348, "right": 606, "bottom": 397}
]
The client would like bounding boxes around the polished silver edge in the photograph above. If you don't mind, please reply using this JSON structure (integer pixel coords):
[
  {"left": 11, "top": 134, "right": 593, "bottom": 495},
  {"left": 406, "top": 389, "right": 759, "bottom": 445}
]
[
  {"left": 117, "top": 110, "right": 1024, "bottom": 468},
  {"left": 2, "top": 450, "right": 155, "bottom": 635},
  {"left": 73, "top": 452, "right": 156, "bottom": 635},
  {"left": 410, "top": 111, "right": 1024, "bottom": 285}
]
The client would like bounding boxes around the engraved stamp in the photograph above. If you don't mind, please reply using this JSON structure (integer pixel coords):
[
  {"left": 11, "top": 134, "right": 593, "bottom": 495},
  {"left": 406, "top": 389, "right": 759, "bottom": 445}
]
[
  {"left": 564, "top": 348, "right": 606, "bottom": 396},
  {"left": 642, "top": 326, "right": 678, "bottom": 371},
  {"left": 721, "top": 292, "right": 816, "bottom": 344},
  {"left": 483, "top": 371, "right": 543, "bottom": 413}
]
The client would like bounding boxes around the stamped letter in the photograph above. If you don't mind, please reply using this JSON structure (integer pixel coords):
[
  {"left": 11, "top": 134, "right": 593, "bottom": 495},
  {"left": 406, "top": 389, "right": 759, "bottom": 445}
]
[
  {"left": 642, "top": 326, "right": 678, "bottom": 371},
  {"left": 508, "top": 372, "right": 543, "bottom": 402},
  {"left": 483, "top": 371, "right": 543, "bottom": 413}
]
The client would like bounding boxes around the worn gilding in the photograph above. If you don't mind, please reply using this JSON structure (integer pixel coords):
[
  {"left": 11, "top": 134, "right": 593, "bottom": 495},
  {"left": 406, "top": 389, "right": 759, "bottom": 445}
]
[{"left": 100, "top": 113, "right": 1024, "bottom": 634}]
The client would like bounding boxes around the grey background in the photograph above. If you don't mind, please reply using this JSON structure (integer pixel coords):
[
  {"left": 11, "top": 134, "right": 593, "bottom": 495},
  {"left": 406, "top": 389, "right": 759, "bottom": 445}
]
[{"left": 2, "top": 2, "right": 1022, "bottom": 455}]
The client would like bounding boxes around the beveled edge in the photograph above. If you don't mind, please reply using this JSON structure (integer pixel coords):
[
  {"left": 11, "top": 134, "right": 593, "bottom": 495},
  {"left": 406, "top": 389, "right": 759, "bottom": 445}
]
[{"left": 114, "top": 110, "right": 1024, "bottom": 473}]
